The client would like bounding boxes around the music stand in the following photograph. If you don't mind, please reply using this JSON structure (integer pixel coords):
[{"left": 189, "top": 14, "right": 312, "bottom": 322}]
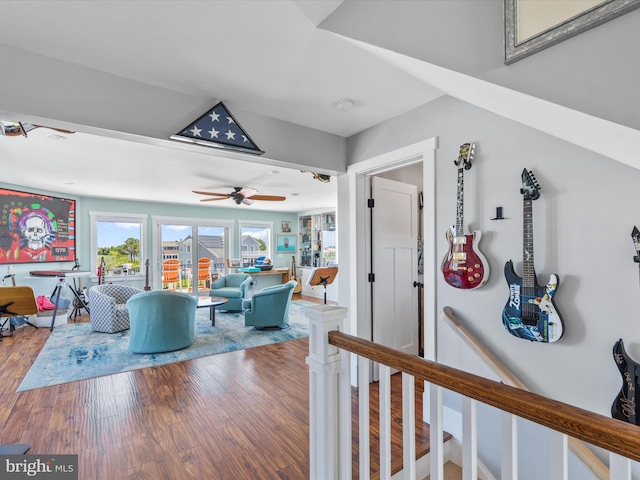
[{"left": 307, "top": 267, "right": 338, "bottom": 304}]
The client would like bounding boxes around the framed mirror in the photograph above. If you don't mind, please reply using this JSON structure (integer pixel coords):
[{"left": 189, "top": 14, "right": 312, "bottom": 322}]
[{"left": 504, "top": 0, "right": 640, "bottom": 64}]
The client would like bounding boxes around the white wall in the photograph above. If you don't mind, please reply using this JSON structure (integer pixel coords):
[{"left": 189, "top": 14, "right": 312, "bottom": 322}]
[
  {"left": 347, "top": 95, "right": 639, "bottom": 476},
  {"left": 322, "top": 0, "right": 640, "bottom": 134}
]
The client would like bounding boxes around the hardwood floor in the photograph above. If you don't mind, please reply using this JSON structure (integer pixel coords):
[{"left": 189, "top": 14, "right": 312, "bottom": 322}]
[{"left": 0, "top": 294, "right": 436, "bottom": 479}]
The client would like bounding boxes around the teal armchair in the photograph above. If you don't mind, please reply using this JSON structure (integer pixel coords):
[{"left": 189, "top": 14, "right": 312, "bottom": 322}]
[
  {"left": 127, "top": 291, "right": 197, "bottom": 354},
  {"left": 209, "top": 273, "right": 251, "bottom": 311},
  {"left": 242, "top": 280, "right": 297, "bottom": 329}
]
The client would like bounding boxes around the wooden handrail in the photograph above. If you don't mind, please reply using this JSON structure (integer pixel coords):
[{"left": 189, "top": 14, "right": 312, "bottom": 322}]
[
  {"left": 441, "top": 306, "right": 608, "bottom": 480},
  {"left": 328, "top": 330, "right": 640, "bottom": 463}
]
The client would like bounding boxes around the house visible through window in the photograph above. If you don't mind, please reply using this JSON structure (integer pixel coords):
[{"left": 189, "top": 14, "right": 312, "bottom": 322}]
[
  {"left": 153, "top": 218, "right": 233, "bottom": 293},
  {"left": 239, "top": 222, "right": 272, "bottom": 266}
]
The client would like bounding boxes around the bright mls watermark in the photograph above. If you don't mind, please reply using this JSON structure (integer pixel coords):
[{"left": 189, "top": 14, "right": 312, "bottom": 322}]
[{"left": 1, "top": 455, "right": 77, "bottom": 479}]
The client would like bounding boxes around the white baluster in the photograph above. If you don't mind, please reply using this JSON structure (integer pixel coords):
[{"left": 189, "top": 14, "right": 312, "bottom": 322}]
[
  {"left": 358, "top": 356, "right": 370, "bottom": 479},
  {"left": 379, "top": 364, "right": 392, "bottom": 479},
  {"left": 501, "top": 412, "right": 518, "bottom": 480},
  {"left": 429, "top": 383, "right": 444, "bottom": 480},
  {"left": 609, "top": 452, "right": 631, "bottom": 480},
  {"left": 339, "top": 348, "right": 353, "bottom": 480},
  {"left": 548, "top": 430, "right": 568, "bottom": 480},
  {"left": 462, "top": 397, "right": 477, "bottom": 480},
  {"left": 402, "top": 372, "right": 416, "bottom": 479}
]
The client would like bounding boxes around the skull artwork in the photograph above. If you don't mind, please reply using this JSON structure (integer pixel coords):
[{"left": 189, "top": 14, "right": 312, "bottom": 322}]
[{"left": 20, "top": 213, "right": 51, "bottom": 250}]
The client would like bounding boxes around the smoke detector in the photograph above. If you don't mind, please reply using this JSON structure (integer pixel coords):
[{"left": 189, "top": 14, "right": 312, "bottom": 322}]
[{"left": 334, "top": 98, "right": 354, "bottom": 111}]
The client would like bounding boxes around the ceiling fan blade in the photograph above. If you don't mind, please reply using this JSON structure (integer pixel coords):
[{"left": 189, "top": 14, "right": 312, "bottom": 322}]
[
  {"left": 200, "top": 196, "right": 230, "bottom": 202},
  {"left": 250, "top": 195, "right": 286, "bottom": 201},
  {"left": 193, "top": 190, "right": 230, "bottom": 197},
  {"left": 238, "top": 187, "right": 258, "bottom": 198}
]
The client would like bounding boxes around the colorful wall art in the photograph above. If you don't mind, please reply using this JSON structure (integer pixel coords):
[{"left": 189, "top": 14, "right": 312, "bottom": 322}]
[{"left": 0, "top": 188, "right": 76, "bottom": 264}]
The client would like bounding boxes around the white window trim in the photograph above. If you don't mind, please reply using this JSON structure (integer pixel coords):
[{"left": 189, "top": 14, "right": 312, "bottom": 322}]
[
  {"left": 89, "top": 211, "right": 148, "bottom": 281},
  {"left": 239, "top": 220, "right": 274, "bottom": 260}
]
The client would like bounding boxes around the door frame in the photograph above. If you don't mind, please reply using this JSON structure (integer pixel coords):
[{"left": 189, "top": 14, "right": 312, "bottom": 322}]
[{"left": 342, "top": 137, "right": 438, "bottom": 361}]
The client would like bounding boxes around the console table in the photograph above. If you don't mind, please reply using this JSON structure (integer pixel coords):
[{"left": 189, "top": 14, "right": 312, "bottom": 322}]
[{"left": 245, "top": 268, "right": 290, "bottom": 284}]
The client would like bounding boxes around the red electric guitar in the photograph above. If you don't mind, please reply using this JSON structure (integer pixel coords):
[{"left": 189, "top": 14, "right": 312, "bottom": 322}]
[{"left": 441, "top": 143, "right": 489, "bottom": 289}]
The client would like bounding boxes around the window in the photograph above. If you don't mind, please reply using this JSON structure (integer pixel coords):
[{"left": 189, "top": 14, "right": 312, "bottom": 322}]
[
  {"left": 152, "top": 216, "right": 234, "bottom": 292},
  {"left": 239, "top": 221, "right": 273, "bottom": 266},
  {"left": 90, "top": 212, "right": 147, "bottom": 277}
]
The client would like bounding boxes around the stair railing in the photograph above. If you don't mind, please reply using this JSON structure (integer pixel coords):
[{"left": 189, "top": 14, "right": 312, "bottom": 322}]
[
  {"left": 306, "top": 305, "right": 640, "bottom": 480},
  {"left": 441, "top": 306, "right": 609, "bottom": 480}
]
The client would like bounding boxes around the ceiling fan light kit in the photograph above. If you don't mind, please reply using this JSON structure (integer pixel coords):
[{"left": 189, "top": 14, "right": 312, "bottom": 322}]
[{"left": 193, "top": 187, "right": 286, "bottom": 206}]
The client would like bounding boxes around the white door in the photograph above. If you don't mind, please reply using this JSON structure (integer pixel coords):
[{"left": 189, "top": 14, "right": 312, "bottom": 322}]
[{"left": 371, "top": 176, "right": 419, "bottom": 356}]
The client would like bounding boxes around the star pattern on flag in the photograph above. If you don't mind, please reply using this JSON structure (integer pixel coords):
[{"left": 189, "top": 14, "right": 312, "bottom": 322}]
[{"left": 170, "top": 101, "right": 264, "bottom": 155}]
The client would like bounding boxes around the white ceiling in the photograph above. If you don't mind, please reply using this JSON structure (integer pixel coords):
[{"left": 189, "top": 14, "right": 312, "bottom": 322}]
[
  {"left": 2, "top": 0, "right": 636, "bottom": 213},
  {"left": 0, "top": 0, "right": 444, "bottom": 212}
]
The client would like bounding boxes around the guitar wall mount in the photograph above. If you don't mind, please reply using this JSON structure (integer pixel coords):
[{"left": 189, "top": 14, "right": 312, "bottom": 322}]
[{"left": 490, "top": 206, "right": 505, "bottom": 221}]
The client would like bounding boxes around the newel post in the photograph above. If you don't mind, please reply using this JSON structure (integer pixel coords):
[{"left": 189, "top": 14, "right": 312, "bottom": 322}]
[{"left": 305, "top": 305, "right": 348, "bottom": 480}]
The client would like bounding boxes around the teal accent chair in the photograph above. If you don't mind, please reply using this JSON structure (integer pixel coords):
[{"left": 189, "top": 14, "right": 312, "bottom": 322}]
[
  {"left": 242, "top": 280, "right": 297, "bottom": 329},
  {"left": 209, "top": 273, "right": 252, "bottom": 311},
  {"left": 127, "top": 291, "right": 197, "bottom": 354}
]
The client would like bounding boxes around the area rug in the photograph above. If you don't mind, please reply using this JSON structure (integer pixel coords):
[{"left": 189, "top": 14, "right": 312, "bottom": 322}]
[{"left": 18, "top": 300, "right": 315, "bottom": 392}]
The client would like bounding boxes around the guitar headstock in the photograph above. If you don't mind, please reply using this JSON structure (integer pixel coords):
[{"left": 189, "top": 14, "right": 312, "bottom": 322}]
[
  {"left": 631, "top": 226, "right": 640, "bottom": 263},
  {"left": 454, "top": 142, "right": 475, "bottom": 170},
  {"left": 520, "top": 168, "right": 541, "bottom": 200}
]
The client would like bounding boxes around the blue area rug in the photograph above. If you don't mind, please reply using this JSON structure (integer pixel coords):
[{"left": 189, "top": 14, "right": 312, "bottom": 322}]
[{"left": 18, "top": 300, "right": 314, "bottom": 391}]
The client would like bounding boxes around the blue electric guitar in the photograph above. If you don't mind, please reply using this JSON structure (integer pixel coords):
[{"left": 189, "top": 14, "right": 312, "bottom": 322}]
[{"left": 502, "top": 169, "right": 564, "bottom": 342}]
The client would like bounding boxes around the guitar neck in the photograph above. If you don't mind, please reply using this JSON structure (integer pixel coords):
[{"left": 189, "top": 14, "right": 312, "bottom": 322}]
[
  {"left": 144, "top": 259, "right": 151, "bottom": 291},
  {"left": 455, "top": 166, "right": 464, "bottom": 234},
  {"left": 522, "top": 196, "right": 535, "bottom": 288}
]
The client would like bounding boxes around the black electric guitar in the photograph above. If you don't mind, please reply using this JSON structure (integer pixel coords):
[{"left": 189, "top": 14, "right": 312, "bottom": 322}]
[
  {"left": 632, "top": 227, "right": 640, "bottom": 285},
  {"left": 441, "top": 142, "right": 489, "bottom": 289},
  {"left": 612, "top": 339, "right": 640, "bottom": 424},
  {"left": 502, "top": 169, "right": 564, "bottom": 342}
]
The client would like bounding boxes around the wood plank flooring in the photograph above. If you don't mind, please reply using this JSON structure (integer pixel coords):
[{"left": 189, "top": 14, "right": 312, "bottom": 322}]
[{"left": 0, "top": 295, "right": 438, "bottom": 479}]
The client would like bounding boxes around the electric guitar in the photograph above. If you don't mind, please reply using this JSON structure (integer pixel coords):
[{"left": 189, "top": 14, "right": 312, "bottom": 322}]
[
  {"left": 71, "top": 258, "right": 86, "bottom": 309},
  {"left": 632, "top": 227, "right": 640, "bottom": 287},
  {"left": 98, "top": 257, "right": 106, "bottom": 285},
  {"left": 291, "top": 256, "right": 302, "bottom": 294},
  {"left": 502, "top": 169, "right": 564, "bottom": 342},
  {"left": 441, "top": 142, "right": 489, "bottom": 289},
  {"left": 144, "top": 259, "right": 151, "bottom": 291},
  {"left": 612, "top": 338, "right": 640, "bottom": 424}
]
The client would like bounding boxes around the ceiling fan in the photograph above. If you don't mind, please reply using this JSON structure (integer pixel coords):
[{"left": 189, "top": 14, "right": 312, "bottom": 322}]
[
  {"left": 0, "top": 120, "right": 75, "bottom": 137},
  {"left": 193, "top": 187, "right": 286, "bottom": 206}
]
